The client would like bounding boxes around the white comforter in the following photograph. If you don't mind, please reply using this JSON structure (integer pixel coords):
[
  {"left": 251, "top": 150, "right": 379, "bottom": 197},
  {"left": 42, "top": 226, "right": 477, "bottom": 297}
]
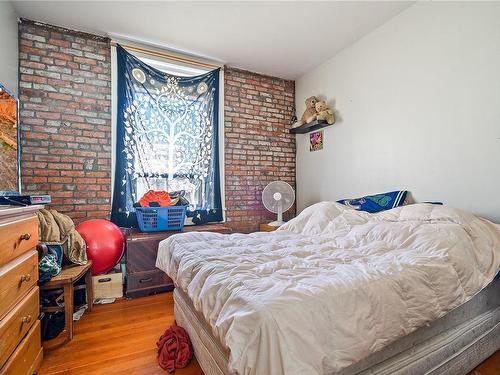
[{"left": 156, "top": 203, "right": 500, "bottom": 375}]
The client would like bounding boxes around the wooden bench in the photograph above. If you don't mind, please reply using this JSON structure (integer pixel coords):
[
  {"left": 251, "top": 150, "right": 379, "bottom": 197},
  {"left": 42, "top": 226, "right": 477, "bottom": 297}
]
[{"left": 40, "top": 260, "right": 93, "bottom": 350}]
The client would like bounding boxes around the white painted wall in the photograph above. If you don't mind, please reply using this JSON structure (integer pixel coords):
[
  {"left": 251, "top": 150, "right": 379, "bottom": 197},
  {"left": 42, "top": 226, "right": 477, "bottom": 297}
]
[
  {"left": 0, "top": 1, "right": 18, "bottom": 95},
  {"left": 295, "top": 2, "right": 500, "bottom": 222}
]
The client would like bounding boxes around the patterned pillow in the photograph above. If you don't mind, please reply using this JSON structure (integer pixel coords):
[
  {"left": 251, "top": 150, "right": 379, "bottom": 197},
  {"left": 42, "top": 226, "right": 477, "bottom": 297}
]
[{"left": 337, "top": 190, "right": 408, "bottom": 213}]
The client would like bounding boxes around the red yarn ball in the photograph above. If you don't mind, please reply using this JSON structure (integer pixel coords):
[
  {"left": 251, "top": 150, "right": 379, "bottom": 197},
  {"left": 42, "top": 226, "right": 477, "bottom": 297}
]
[{"left": 76, "top": 219, "right": 125, "bottom": 275}]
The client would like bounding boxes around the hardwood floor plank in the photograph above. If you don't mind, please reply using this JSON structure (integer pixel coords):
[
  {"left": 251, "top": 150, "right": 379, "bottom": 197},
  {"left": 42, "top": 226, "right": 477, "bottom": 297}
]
[{"left": 39, "top": 291, "right": 499, "bottom": 375}]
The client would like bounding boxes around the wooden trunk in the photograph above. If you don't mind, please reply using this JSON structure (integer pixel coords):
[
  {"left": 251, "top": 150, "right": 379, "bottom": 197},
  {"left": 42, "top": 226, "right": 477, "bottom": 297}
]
[{"left": 124, "top": 224, "right": 231, "bottom": 298}]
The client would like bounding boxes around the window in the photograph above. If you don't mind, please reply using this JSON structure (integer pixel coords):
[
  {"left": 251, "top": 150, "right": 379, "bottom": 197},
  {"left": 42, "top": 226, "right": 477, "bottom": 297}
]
[{"left": 111, "top": 44, "right": 224, "bottom": 227}]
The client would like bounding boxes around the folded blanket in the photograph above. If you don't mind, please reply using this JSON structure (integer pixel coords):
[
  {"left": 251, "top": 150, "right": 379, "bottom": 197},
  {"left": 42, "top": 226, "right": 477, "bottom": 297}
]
[{"left": 37, "top": 209, "right": 87, "bottom": 265}]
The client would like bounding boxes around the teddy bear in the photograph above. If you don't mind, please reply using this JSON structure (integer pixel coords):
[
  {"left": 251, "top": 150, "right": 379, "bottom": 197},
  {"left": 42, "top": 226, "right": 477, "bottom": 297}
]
[
  {"left": 315, "top": 100, "right": 335, "bottom": 124},
  {"left": 291, "top": 96, "right": 318, "bottom": 128}
]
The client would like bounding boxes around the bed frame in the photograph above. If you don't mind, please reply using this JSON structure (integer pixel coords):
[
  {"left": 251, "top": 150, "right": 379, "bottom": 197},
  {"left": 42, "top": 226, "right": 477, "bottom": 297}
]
[{"left": 174, "top": 276, "right": 500, "bottom": 375}]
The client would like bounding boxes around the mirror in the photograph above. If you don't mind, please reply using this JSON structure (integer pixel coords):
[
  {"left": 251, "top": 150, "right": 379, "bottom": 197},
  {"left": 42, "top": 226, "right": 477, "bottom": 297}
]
[{"left": 0, "top": 84, "right": 20, "bottom": 193}]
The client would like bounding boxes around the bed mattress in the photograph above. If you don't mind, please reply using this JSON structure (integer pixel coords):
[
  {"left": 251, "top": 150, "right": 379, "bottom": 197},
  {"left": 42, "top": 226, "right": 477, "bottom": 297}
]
[
  {"left": 157, "top": 202, "right": 500, "bottom": 374},
  {"left": 174, "top": 276, "right": 500, "bottom": 375}
]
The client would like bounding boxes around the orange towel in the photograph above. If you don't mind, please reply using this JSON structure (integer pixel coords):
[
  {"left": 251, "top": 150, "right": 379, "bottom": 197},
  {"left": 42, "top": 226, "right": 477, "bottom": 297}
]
[{"left": 138, "top": 190, "right": 172, "bottom": 207}]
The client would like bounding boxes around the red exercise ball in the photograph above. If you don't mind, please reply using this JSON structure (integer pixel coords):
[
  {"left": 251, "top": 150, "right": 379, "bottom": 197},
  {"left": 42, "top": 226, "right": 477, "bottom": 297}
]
[{"left": 76, "top": 219, "right": 125, "bottom": 275}]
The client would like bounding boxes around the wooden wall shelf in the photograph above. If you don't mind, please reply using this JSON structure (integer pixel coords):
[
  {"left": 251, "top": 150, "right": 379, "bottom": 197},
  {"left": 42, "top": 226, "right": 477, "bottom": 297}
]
[{"left": 290, "top": 120, "right": 331, "bottom": 134}]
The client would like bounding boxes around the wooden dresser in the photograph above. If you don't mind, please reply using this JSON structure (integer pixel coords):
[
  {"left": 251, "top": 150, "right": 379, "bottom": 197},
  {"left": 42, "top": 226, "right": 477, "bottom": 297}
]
[
  {"left": 125, "top": 224, "right": 231, "bottom": 298},
  {"left": 0, "top": 206, "right": 42, "bottom": 375}
]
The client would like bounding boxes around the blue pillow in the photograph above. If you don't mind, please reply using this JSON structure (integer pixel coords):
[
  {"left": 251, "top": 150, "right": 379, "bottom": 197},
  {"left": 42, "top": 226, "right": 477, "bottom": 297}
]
[{"left": 337, "top": 190, "right": 408, "bottom": 213}]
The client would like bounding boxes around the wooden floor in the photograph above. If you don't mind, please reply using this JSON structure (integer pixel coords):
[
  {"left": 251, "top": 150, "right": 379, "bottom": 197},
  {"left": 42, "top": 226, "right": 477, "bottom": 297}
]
[
  {"left": 471, "top": 350, "right": 500, "bottom": 375},
  {"left": 40, "top": 292, "right": 499, "bottom": 375},
  {"left": 39, "top": 293, "right": 203, "bottom": 375}
]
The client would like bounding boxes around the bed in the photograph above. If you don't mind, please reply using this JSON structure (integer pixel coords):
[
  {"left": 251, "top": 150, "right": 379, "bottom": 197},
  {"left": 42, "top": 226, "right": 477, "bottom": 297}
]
[{"left": 156, "top": 202, "right": 500, "bottom": 375}]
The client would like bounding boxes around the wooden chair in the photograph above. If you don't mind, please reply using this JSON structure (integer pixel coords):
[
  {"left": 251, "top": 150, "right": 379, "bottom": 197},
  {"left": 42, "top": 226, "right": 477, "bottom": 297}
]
[{"left": 40, "top": 260, "right": 93, "bottom": 350}]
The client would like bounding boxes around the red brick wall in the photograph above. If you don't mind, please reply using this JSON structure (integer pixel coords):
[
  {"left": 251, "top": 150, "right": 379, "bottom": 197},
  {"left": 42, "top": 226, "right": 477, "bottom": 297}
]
[
  {"left": 19, "top": 20, "right": 111, "bottom": 222},
  {"left": 18, "top": 21, "right": 296, "bottom": 231},
  {"left": 224, "top": 68, "right": 295, "bottom": 233}
]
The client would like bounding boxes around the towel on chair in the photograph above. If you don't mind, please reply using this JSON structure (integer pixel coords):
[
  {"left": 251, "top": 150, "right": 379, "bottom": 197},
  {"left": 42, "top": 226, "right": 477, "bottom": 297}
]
[{"left": 157, "top": 324, "right": 193, "bottom": 373}]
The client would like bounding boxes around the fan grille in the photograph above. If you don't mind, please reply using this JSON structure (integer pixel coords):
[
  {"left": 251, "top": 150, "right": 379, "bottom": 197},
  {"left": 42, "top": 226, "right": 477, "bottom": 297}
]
[{"left": 262, "top": 181, "right": 295, "bottom": 213}]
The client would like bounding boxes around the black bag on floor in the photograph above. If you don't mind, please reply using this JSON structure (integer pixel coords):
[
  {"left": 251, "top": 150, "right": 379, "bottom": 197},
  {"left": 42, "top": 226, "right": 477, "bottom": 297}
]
[{"left": 41, "top": 312, "right": 65, "bottom": 340}]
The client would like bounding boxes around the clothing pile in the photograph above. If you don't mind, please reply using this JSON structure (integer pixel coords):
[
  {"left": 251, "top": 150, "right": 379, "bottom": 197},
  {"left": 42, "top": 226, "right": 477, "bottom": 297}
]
[
  {"left": 157, "top": 324, "right": 193, "bottom": 373},
  {"left": 37, "top": 209, "right": 89, "bottom": 341},
  {"left": 37, "top": 209, "right": 87, "bottom": 282},
  {"left": 134, "top": 190, "right": 190, "bottom": 208}
]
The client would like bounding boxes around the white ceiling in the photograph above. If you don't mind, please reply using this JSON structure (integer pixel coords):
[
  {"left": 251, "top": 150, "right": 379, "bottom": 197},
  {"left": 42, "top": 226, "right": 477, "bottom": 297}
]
[{"left": 11, "top": 1, "right": 413, "bottom": 80}]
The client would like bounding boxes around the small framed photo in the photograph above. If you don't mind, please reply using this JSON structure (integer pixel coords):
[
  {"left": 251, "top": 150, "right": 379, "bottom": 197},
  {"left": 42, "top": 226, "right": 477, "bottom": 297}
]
[{"left": 309, "top": 130, "right": 323, "bottom": 152}]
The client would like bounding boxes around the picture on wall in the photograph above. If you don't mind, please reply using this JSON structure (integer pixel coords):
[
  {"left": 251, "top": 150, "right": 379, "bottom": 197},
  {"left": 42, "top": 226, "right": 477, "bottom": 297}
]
[
  {"left": 309, "top": 130, "right": 323, "bottom": 152},
  {"left": 0, "top": 87, "right": 18, "bottom": 192}
]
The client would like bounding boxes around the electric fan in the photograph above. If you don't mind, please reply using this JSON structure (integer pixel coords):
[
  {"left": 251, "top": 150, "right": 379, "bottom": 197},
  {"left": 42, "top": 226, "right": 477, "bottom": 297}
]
[{"left": 262, "top": 181, "right": 295, "bottom": 226}]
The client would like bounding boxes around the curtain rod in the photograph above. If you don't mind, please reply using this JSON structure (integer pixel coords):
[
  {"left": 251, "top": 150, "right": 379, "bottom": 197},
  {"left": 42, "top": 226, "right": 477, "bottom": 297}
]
[{"left": 111, "top": 41, "right": 223, "bottom": 70}]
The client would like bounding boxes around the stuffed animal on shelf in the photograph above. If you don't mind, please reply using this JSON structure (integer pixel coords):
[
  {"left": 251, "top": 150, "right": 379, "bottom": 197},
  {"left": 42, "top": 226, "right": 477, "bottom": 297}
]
[
  {"left": 315, "top": 100, "right": 335, "bottom": 124},
  {"left": 291, "top": 96, "right": 318, "bottom": 128}
]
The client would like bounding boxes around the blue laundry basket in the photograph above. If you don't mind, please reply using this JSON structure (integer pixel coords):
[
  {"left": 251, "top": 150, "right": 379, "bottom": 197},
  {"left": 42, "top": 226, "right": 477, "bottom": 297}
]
[{"left": 135, "top": 206, "right": 187, "bottom": 232}]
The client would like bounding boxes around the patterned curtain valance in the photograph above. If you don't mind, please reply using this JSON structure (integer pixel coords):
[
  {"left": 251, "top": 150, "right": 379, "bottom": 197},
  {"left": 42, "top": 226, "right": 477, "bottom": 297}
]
[{"left": 111, "top": 45, "right": 222, "bottom": 227}]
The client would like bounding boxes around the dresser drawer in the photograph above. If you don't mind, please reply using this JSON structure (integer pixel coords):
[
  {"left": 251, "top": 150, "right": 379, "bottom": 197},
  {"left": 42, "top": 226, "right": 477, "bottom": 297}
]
[
  {"left": 0, "top": 320, "right": 42, "bottom": 375},
  {"left": 127, "top": 270, "right": 172, "bottom": 290},
  {"left": 0, "top": 251, "right": 38, "bottom": 320},
  {"left": 0, "top": 287, "right": 39, "bottom": 369},
  {"left": 0, "top": 216, "right": 38, "bottom": 267},
  {"left": 126, "top": 270, "right": 173, "bottom": 298}
]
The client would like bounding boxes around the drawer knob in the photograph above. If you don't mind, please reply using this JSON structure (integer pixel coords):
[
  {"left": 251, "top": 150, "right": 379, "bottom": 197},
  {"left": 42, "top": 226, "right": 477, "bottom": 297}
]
[
  {"left": 20, "top": 233, "right": 31, "bottom": 241},
  {"left": 20, "top": 274, "right": 31, "bottom": 282},
  {"left": 21, "top": 315, "right": 32, "bottom": 324},
  {"left": 139, "top": 277, "right": 153, "bottom": 284}
]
